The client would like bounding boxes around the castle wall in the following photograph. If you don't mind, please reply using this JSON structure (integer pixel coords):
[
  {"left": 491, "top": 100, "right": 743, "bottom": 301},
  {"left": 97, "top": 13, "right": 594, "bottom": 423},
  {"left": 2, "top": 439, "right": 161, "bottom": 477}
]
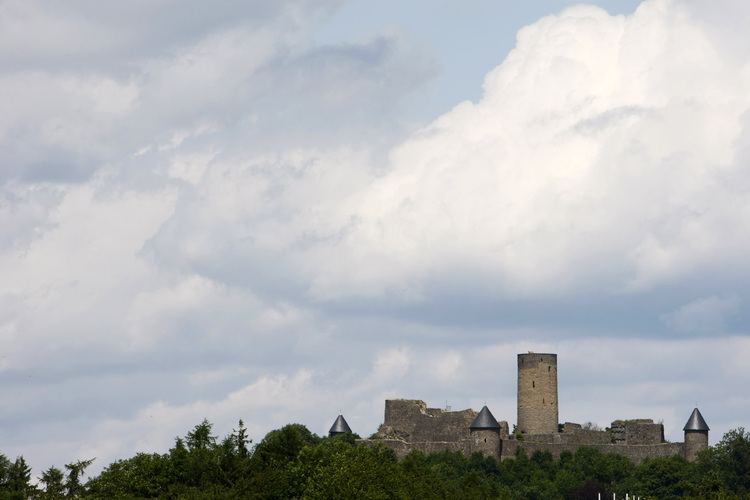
[
  {"left": 366, "top": 400, "right": 694, "bottom": 465},
  {"left": 517, "top": 353, "right": 558, "bottom": 435},
  {"left": 500, "top": 440, "right": 686, "bottom": 464},
  {"left": 359, "top": 439, "right": 471, "bottom": 459},
  {"left": 611, "top": 420, "right": 663, "bottom": 445},
  {"left": 359, "top": 437, "right": 687, "bottom": 464},
  {"left": 559, "top": 429, "right": 612, "bottom": 444},
  {"left": 382, "top": 399, "right": 477, "bottom": 443}
]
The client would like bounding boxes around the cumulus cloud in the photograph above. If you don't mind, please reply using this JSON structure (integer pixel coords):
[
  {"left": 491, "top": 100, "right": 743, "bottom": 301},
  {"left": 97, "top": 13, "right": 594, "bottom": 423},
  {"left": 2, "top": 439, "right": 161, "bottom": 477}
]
[
  {"left": 324, "top": 0, "right": 750, "bottom": 300},
  {"left": 1, "top": 0, "right": 749, "bottom": 479},
  {"left": 139, "top": 0, "right": 750, "bottom": 313}
]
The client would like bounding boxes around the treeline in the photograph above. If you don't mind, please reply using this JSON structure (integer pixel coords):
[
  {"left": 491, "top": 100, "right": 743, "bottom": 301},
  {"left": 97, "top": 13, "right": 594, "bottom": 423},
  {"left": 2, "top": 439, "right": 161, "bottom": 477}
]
[{"left": 2, "top": 421, "right": 749, "bottom": 499}]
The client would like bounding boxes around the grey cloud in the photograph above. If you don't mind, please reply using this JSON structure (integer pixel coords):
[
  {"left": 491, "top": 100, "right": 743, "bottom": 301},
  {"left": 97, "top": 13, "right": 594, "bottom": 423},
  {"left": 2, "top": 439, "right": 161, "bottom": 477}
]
[
  {"left": 0, "top": 1, "right": 436, "bottom": 192},
  {"left": 660, "top": 294, "right": 741, "bottom": 335},
  {"left": 1, "top": 0, "right": 749, "bottom": 480},
  {"left": 0, "top": 0, "right": 345, "bottom": 74}
]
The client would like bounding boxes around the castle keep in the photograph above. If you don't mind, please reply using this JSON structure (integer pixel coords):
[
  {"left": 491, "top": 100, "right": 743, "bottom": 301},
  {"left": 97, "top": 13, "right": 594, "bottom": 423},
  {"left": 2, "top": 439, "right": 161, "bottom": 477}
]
[
  {"left": 517, "top": 353, "right": 558, "bottom": 435},
  {"left": 353, "top": 353, "right": 709, "bottom": 463}
]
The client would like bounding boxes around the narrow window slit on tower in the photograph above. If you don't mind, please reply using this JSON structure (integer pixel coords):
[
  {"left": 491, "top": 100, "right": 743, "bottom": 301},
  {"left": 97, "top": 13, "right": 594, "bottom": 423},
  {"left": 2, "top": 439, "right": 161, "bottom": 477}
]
[{"left": 532, "top": 381, "right": 535, "bottom": 388}]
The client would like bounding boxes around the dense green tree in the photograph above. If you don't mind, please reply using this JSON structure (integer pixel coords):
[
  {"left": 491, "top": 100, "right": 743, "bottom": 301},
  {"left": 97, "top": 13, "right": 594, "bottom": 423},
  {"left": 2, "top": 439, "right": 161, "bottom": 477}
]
[
  {"left": 634, "top": 455, "right": 691, "bottom": 500},
  {"left": 424, "top": 450, "right": 470, "bottom": 481},
  {"left": 186, "top": 419, "right": 216, "bottom": 452},
  {"left": 86, "top": 420, "right": 249, "bottom": 499},
  {"left": 301, "top": 443, "right": 403, "bottom": 499},
  {"left": 182, "top": 421, "right": 221, "bottom": 489},
  {"left": 4, "top": 456, "right": 32, "bottom": 499},
  {"left": 0, "top": 453, "right": 36, "bottom": 500},
  {"left": 38, "top": 466, "right": 66, "bottom": 500},
  {"left": 693, "top": 427, "right": 750, "bottom": 498},
  {"left": 555, "top": 468, "right": 584, "bottom": 499},
  {"left": 85, "top": 453, "right": 173, "bottom": 499},
  {"left": 530, "top": 449, "right": 556, "bottom": 482},
  {"left": 571, "top": 479, "right": 609, "bottom": 500},
  {"left": 224, "top": 420, "right": 253, "bottom": 483},
  {"left": 231, "top": 420, "right": 251, "bottom": 460},
  {"left": 398, "top": 450, "right": 446, "bottom": 499},
  {"left": 561, "top": 446, "right": 634, "bottom": 490},
  {"left": 5, "top": 421, "right": 746, "bottom": 500},
  {"left": 250, "top": 423, "right": 319, "bottom": 471},
  {"left": 65, "top": 458, "right": 95, "bottom": 498},
  {"left": 234, "top": 431, "right": 350, "bottom": 499}
]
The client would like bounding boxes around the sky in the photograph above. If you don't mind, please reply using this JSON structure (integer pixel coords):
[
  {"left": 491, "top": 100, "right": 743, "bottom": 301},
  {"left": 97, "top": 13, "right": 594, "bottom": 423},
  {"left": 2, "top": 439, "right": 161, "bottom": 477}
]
[{"left": 1, "top": 0, "right": 749, "bottom": 477}]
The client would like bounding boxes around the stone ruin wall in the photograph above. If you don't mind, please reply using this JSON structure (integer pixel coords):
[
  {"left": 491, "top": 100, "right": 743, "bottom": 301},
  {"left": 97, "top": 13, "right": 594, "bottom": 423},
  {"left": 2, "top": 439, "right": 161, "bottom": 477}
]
[
  {"left": 362, "top": 399, "right": 499, "bottom": 460},
  {"left": 380, "top": 399, "right": 477, "bottom": 443},
  {"left": 359, "top": 399, "right": 689, "bottom": 464},
  {"left": 500, "top": 440, "right": 686, "bottom": 463},
  {"left": 369, "top": 439, "right": 472, "bottom": 459},
  {"left": 361, "top": 436, "right": 687, "bottom": 464},
  {"left": 610, "top": 420, "right": 664, "bottom": 445}
]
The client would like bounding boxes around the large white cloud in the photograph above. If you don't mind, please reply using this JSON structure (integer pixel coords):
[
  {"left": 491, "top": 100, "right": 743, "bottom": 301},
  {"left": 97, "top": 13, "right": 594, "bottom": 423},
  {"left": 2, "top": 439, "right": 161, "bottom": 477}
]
[
  {"left": 327, "top": 0, "right": 750, "bottom": 299},
  {"left": 145, "top": 0, "right": 750, "bottom": 307},
  {"left": 1, "top": 0, "right": 749, "bottom": 480},
  {"left": 0, "top": 0, "right": 439, "bottom": 476}
]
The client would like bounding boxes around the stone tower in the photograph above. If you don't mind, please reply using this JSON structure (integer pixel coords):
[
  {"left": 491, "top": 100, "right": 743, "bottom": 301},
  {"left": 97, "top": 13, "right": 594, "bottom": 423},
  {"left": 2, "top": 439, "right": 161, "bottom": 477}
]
[
  {"left": 683, "top": 407, "right": 709, "bottom": 461},
  {"left": 470, "top": 406, "right": 501, "bottom": 460},
  {"left": 517, "top": 353, "right": 558, "bottom": 435}
]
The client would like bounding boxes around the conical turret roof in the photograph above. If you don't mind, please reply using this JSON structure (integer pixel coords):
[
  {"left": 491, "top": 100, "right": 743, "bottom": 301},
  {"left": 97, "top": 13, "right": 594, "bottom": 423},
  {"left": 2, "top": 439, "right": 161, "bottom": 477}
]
[
  {"left": 470, "top": 406, "right": 501, "bottom": 430},
  {"left": 329, "top": 414, "right": 352, "bottom": 435},
  {"left": 683, "top": 408, "right": 709, "bottom": 431}
]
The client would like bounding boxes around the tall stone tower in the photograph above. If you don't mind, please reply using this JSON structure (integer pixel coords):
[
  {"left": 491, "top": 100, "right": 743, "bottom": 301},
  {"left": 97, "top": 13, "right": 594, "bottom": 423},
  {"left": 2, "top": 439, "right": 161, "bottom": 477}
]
[
  {"left": 517, "top": 353, "right": 558, "bottom": 435},
  {"left": 683, "top": 407, "right": 709, "bottom": 461}
]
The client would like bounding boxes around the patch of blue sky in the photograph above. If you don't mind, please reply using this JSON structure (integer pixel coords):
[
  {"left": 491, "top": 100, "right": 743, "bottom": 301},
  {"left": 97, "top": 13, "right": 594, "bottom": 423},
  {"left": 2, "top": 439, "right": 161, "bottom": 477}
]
[{"left": 313, "top": 0, "right": 643, "bottom": 117}]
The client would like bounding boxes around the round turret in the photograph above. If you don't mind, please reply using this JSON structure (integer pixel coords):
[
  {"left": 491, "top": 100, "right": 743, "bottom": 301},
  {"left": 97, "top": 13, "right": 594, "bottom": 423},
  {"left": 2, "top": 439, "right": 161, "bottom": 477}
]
[
  {"left": 329, "top": 414, "right": 352, "bottom": 436},
  {"left": 470, "top": 406, "right": 501, "bottom": 460},
  {"left": 517, "top": 353, "right": 558, "bottom": 435},
  {"left": 683, "top": 408, "right": 709, "bottom": 461}
]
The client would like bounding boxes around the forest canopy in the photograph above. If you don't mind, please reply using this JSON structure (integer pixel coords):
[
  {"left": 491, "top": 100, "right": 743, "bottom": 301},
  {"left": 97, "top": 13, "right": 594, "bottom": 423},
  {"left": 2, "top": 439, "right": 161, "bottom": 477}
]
[{"left": 3, "top": 421, "right": 749, "bottom": 499}]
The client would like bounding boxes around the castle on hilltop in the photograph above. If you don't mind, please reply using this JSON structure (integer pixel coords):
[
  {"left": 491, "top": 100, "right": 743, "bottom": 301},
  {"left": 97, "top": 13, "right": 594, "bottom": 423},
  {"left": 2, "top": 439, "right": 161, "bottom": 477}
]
[{"left": 335, "top": 353, "right": 709, "bottom": 463}]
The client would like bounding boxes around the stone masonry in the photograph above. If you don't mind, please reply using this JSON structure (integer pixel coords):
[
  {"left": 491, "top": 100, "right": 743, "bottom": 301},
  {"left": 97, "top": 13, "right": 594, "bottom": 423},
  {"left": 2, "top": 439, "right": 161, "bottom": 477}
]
[
  {"left": 517, "top": 353, "right": 559, "bottom": 435},
  {"left": 356, "top": 353, "right": 709, "bottom": 464}
]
